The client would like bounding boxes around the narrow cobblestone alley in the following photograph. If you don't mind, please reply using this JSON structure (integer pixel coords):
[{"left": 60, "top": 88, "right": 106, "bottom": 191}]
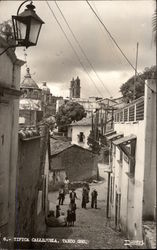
[{"left": 42, "top": 165, "right": 128, "bottom": 249}]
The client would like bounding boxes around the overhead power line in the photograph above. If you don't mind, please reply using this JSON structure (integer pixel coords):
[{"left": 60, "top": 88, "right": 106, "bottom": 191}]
[
  {"left": 54, "top": 0, "right": 112, "bottom": 97},
  {"left": 86, "top": 1, "right": 138, "bottom": 75},
  {"left": 92, "top": 1, "right": 127, "bottom": 69},
  {"left": 86, "top": 0, "right": 157, "bottom": 94},
  {"left": 46, "top": 0, "right": 104, "bottom": 97}
]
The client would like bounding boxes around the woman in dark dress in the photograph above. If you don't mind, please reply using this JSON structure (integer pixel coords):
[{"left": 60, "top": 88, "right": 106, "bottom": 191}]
[
  {"left": 82, "top": 186, "right": 89, "bottom": 208},
  {"left": 68, "top": 200, "right": 76, "bottom": 226}
]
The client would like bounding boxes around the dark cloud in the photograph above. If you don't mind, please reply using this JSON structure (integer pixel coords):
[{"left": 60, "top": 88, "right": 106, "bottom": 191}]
[{"left": 0, "top": 1, "right": 155, "bottom": 98}]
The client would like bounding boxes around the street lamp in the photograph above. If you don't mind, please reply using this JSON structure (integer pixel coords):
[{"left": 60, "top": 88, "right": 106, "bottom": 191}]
[{"left": 0, "top": 0, "right": 44, "bottom": 56}]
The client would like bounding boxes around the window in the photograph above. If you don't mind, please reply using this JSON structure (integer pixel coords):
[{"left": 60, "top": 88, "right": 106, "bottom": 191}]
[
  {"left": 136, "top": 100, "right": 144, "bottom": 121},
  {"left": 117, "top": 113, "right": 119, "bottom": 122},
  {"left": 34, "top": 90, "right": 38, "bottom": 99},
  {"left": 113, "top": 136, "right": 136, "bottom": 178},
  {"left": 120, "top": 111, "right": 123, "bottom": 122},
  {"left": 77, "top": 132, "right": 85, "bottom": 143},
  {"left": 129, "top": 106, "right": 135, "bottom": 121},
  {"left": 124, "top": 108, "right": 128, "bottom": 122}
]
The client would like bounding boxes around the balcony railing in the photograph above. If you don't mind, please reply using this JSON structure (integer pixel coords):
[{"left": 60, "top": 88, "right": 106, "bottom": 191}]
[{"left": 114, "top": 96, "right": 144, "bottom": 123}]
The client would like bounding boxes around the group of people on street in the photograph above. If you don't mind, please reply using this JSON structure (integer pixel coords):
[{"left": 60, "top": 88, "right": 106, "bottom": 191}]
[
  {"left": 57, "top": 178, "right": 77, "bottom": 227},
  {"left": 46, "top": 177, "right": 98, "bottom": 228},
  {"left": 67, "top": 189, "right": 77, "bottom": 226},
  {"left": 81, "top": 184, "right": 98, "bottom": 209},
  {"left": 45, "top": 210, "right": 67, "bottom": 227},
  {"left": 58, "top": 177, "right": 70, "bottom": 205}
]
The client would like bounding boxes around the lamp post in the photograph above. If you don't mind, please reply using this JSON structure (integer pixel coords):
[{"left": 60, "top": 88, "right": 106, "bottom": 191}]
[{"left": 0, "top": 0, "right": 44, "bottom": 56}]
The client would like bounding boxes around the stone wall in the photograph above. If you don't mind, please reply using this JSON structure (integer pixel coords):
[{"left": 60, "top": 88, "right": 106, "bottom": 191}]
[{"left": 15, "top": 136, "right": 41, "bottom": 238}]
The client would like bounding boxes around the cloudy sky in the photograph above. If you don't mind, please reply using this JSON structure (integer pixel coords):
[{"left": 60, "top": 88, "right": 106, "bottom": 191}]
[{"left": 0, "top": 0, "right": 156, "bottom": 98}]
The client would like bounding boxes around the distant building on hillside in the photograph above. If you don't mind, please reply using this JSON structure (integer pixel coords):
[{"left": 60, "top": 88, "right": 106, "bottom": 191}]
[
  {"left": 19, "top": 68, "right": 43, "bottom": 126},
  {"left": 19, "top": 70, "right": 61, "bottom": 126},
  {"left": 56, "top": 97, "right": 68, "bottom": 113},
  {"left": 96, "top": 97, "right": 117, "bottom": 107},
  {"left": 40, "top": 82, "right": 60, "bottom": 117},
  {"left": 71, "top": 97, "right": 101, "bottom": 117},
  {"left": 68, "top": 116, "right": 100, "bottom": 149},
  {"left": 70, "top": 76, "right": 81, "bottom": 98}
]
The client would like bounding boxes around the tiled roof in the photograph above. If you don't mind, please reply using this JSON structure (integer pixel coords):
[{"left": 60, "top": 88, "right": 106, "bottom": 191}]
[
  {"left": 50, "top": 138, "right": 94, "bottom": 156},
  {"left": 18, "top": 127, "right": 40, "bottom": 140},
  {"left": 70, "top": 117, "right": 92, "bottom": 126},
  {"left": 50, "top": 138, "right": 72, "bottom": 156}
]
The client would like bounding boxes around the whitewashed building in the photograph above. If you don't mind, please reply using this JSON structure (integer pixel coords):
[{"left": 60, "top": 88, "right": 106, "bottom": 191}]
[
  {"left": 106, "top": 76, "right": 156, "bottom": 240},
  {"left": 68, "top": 117, "right": 95, "bottom": 148},
  {"left": 0, "top": 37, "right": 25, "bottom": 242}
]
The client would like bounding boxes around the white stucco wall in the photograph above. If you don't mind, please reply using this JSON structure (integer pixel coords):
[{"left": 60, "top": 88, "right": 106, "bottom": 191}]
[
  {"left": 0, "top": 38, "right": 24, "bottom": 239},
  {"left": 143, "top": 79, "right": 156, "bottom": 220},
  {"left": 70, "top": 125, "right": 91, "bottom": 148},
  {"left": 113, "top": 121, "right": 145, "bottom": 240}
]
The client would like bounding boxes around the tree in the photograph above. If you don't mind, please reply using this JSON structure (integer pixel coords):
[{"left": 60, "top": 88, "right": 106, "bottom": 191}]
[
  {"left": 87, "top": 130, "right": 101, "bottom": 154},
  {"left": 55, "top": 102, "right": 86, "bottom": 132},
  {"left": 120, "top": 76, "right": 144, "bottom": 103},
  {"left": 120, "top": 65, "right": 156, "bottom": 103},
  {"left": 0, "top": 20, "right": 14, "bottom": 42},
  {"left": 43, "top": 116, "right": 56, "bottom": 130}
]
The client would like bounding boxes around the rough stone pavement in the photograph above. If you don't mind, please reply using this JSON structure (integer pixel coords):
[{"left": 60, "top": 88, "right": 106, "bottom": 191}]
[{"left": 41, "top": 166, "right": 129, "bottom": 249}]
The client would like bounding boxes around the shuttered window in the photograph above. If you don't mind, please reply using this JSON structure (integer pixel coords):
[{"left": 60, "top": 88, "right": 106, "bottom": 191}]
[{"left": 129, "top": 106, "right": 135, "bottom": 121}]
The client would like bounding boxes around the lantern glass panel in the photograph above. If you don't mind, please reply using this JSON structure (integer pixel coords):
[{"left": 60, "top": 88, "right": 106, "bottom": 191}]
[
  {"left": 29, "top": 18, "right": 41, "bottom": 44},
  {"left": 16, "top": 19, "right": 27, "bottom": 41}
]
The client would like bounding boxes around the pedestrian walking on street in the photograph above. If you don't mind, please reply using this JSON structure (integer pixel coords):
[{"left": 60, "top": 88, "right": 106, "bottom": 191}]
[
  {"left": 67, "top": 209, "right": 72, "bottom": 226},
  {"left": 91, "top": 189, "right": 98, "bottom": 209},
  {"left": 58, "top": 187, "right": 65, "bottom": 205},
  {"left": 64, "top": 176, "right": 70, "bottom": 194},
  {"left": 69, "top": 188, "right": 77, "bottom": 203},
  {"left": 56, "top": 205, "right": 61, "bottom": 218},
  {"left": 82, "top": 186, "right": 89, "bottom": 209},
  {"left": 67, "top": 200, "right": 77, "bottom": 226},
  {"left": 69, "top": 200, "right": 77, "bottom": 226}
]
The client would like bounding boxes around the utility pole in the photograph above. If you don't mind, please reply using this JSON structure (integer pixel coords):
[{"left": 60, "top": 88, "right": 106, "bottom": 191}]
[
  {"left": 133, "top": 42, "right": 139, "bottom": 100},
  {"left": 91, "top": 111, "right": 94, "bottom": 132},
  {"left": 104, "top": 99, "right": 109, "bottom": 134},
  {"left": 100, "top": 106, "right": 103, "bottom": 135},
  {"left": 111, "top": 107, "right": 114, "bottom": 130},
  {"left": 94, "top": 109, "right": 99, "bottom": 141},
  {"left": 106, "top": 171, "right": 111, "bottom": 218}
]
